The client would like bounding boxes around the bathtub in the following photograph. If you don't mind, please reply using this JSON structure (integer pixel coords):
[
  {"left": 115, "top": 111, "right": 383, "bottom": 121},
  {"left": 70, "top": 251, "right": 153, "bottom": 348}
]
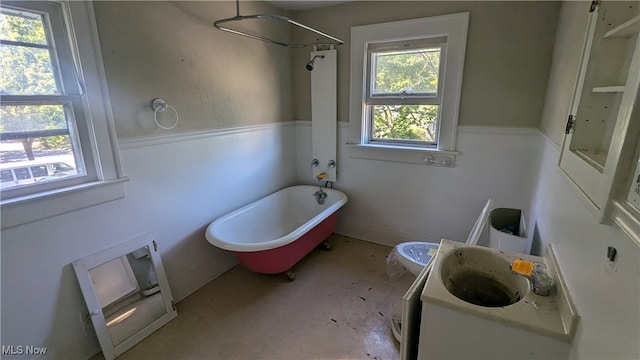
[{"left": 205, "top": 185, "right": 348, "bottom": 275}]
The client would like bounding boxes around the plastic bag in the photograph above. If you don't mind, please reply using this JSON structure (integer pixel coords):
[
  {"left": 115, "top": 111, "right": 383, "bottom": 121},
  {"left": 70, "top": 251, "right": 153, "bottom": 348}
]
[
  {"left": 386, "top": 246, "right": 407, "bottom": 281},
  {"left": 531, "top": 262, "right": 554, "bottom": 296}
]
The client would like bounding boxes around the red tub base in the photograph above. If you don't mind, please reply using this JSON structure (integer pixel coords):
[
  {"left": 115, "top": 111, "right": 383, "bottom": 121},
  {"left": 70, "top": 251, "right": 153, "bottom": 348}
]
[{"left": 234, "top": 213, "right": 338, "bottom": 275}]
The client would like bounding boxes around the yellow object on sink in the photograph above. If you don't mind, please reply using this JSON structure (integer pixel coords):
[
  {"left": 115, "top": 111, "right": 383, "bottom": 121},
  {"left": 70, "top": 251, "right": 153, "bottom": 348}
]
[{"left": 511, "top": 259, "right": 534, "bottom": 276}]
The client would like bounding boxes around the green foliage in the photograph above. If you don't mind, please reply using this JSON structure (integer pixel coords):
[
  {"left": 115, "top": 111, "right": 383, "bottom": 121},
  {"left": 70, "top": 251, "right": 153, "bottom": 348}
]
[
  {"left": 1, "top": 10, "right": 68, "bottom": 151},
  {"left": 374, "top": 48, "right": 439, "bottom": 95},
  {"left": 39, "top": 134, "right": 70, "bottom": 150},
  {"left": 371, "top": 47, "right": 440, "bottom": 143},
  {"left": 0, "top": 105, "right": 66, "bottom": 132},
  {"left": 1, "top": 12, "right": 58, "bottom": 95},
  {"left": 0, "top": 10, "right": 47, "bottom": 44},
  {"left": 373, "top": 105, "right": 438, "bottom": 142}
]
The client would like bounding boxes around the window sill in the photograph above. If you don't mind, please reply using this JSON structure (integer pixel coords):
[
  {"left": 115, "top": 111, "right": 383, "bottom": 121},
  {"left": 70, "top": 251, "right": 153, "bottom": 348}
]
[
  {"left": 346, "top": 143, "right": 458, "bottom": 166},
  {"left": 1, "top": 177, "right": 128, "bottom": 229}
]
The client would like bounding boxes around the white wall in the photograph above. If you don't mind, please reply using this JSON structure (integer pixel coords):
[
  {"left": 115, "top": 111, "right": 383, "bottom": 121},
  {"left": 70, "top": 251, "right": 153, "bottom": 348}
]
[
  {"left": 529, "top": 2, "right": 640, "bottom": 358},
  {"left": 0, "top": 124, "right": 296, "bottom": 359},
  {"left": 530, "top": 135, "right": 640, "bottom": 359},
  {"left": 295, "top": 123, "right": 539, "bottom": 248}
]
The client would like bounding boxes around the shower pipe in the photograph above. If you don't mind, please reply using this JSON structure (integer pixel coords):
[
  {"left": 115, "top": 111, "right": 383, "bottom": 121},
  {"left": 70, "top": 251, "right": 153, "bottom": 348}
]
[
  {"left": 213, "top": 0, "right": 343, "bottom": 48},
  {"left": 306, "top": 55, "right": 324, "bottom": 71}
]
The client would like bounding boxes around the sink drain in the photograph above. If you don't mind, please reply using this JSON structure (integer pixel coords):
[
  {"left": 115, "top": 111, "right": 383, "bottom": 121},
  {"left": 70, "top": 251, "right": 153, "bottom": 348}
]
[
  {"left": 447, "top": 271, "right": 520, "bottom": 307},
  {"left": 439, "top": 247, "right": 530, "bottom": 308}
]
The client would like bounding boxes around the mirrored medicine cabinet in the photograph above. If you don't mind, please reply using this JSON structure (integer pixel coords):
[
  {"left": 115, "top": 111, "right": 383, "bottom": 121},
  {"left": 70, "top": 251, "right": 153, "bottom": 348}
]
[
  {"left": 72, "top": 233, "right": 177, "bottom": 360},
  {"left": 559, "top": 0, "right": 640, "bottom": 243}
]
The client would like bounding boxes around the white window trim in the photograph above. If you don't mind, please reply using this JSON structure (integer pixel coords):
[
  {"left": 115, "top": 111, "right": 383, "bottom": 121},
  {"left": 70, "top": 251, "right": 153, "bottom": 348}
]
[
  {"left": 1, "top": 1, "right": 127, "bottom": 229},
  {"left": 348, "top": 12, "right": 469, "bottom": 166},
  {"left": 366, "top": 38, "right": 447, "bottom": 149}
]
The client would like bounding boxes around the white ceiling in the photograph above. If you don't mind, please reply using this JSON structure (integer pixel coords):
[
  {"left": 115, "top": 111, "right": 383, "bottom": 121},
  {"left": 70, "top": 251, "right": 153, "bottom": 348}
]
[{"left": 266, "top": 1, "right": 350, "bottom": 11}]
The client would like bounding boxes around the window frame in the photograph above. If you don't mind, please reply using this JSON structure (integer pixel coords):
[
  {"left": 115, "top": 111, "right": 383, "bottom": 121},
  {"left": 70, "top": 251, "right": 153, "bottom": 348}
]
[
  {"left": 348, "top": 13, "right": 469, "bottom": 165},
  {"left": 366, "top": 38, "right": 446, "bottom": 147},
  {"left": 0, "top": 2, "right": 94, "bottom": 190},
  {"left": 1, "top": 1, "right": 126, "bottom": 229}
]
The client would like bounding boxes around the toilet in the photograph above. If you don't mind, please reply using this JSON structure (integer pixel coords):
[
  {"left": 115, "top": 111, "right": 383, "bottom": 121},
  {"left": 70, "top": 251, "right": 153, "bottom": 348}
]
[
  {"left": 391, "top": 199, "right": 498, "bottom": 341},
  {"left": 395, "top": 200, "right": 491, "bottom": 275},
  {"left": 391, "top": 241, "right": 442, "bottom": 341},
  {"left": 391, "top": 238, "right": 480, "bottom": 341},
  {"left": 396, "top": 242, "right": 440, "bottom": 276}
]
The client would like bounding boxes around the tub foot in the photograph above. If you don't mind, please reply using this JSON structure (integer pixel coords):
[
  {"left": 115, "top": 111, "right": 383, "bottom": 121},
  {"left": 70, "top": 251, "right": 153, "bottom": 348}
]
[
  {"left": 318, "top": 241, "right": 331, "bottom": 251},
  {"left": 286, "top": 271, "right": 296, "bottom": 281}
]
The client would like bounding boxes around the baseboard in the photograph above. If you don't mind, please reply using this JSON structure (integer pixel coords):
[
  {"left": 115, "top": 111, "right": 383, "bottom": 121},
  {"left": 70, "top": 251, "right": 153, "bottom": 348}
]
[
  {"left": 335, "top": 219, "right": 441, "bottom": 247},
  {"left": 174, "top": 259, "right": 238, "bottom": 303}
]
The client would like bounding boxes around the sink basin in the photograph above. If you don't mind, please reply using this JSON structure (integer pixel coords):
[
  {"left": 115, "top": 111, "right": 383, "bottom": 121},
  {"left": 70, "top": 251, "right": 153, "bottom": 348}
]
[
  {"left": 421, "top": 240, "right": 579, "bottom": 345},
  {"left": 440, "top": 247, "right": 530, "bottom": 307}
]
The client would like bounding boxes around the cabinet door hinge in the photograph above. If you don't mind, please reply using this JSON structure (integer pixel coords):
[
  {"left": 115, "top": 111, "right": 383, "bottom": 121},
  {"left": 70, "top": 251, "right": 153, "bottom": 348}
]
[
  {"left": 565, "top": 115, "right": 575, "bottom": 134},
  {"left": 153, "top": 240, "right": 158, "bottom": 252},
  {"left": 590, "top": 0, "right": 600, "bottom": 12},
  {"left": 171, "top": 300, "right": 176, "bottom": 311}
]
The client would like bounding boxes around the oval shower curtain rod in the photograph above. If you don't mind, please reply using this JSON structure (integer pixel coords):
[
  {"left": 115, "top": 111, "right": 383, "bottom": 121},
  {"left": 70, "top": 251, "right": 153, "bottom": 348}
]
[{"left": 213, "top": 0, "right": 344, "bottom": 48}]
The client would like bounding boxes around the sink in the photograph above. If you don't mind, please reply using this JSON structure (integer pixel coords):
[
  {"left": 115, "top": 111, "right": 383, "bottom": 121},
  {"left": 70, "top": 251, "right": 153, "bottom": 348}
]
[
  {"left": 418, "top": 240, "right": 579, "bottom": 359},
  {"left": 440, "top": 247, "right": 530, "bottom": 307},
  {"left": 421, "top": 240, "right": 579, "bottom": 346}
]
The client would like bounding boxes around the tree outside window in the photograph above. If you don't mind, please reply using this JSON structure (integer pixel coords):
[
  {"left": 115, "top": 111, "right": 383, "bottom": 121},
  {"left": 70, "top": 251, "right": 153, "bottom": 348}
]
[
  {"left": 368, "top": 45, "right": 443, "bottom": 145},
  {"left": 1, "top": 6, "right": 79, "bottom": 188}
]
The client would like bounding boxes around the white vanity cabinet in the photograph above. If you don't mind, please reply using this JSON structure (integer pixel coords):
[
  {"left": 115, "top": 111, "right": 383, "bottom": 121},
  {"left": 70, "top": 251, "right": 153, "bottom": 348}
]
[{"left": 559, "top": 0, "right": 640, "bottom": 221}]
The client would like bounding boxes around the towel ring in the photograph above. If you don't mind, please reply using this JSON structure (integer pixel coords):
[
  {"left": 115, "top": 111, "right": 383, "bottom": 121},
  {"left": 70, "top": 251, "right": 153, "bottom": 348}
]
[{"left": 152, "top": 98, "right": 179, "bottom": 130}]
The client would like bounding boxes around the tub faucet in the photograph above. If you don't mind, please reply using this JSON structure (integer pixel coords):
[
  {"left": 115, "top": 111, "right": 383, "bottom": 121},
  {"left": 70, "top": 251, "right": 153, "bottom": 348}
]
[{"left": 313, "top": 187, "right": 327, "bottom": 205}]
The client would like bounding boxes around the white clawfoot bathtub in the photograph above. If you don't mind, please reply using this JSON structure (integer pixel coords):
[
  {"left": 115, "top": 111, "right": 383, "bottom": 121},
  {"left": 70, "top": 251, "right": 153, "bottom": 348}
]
[{"left": 205, "top": 185, "right": 348, "bottom": 274}]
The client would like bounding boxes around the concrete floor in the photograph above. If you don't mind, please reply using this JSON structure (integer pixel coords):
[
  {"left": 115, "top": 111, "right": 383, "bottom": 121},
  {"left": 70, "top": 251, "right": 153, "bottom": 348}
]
[{"left": 114, "top": 234, "right": 413, "bottom": 360}]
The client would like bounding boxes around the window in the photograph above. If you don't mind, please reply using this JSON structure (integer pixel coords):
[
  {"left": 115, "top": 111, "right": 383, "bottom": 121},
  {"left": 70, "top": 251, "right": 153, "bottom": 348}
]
[
  {"left": 367, "top": 38, "right": 445, "bottom": 146},
  {"left": 349, "top": 13, "right": 469, "bottom": 165},
  {"left": 1, "top": 1, "right": 90, "bottom": 193},
  {"left": 0, "top": 1, "right": 125, "bottom": 228}
]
